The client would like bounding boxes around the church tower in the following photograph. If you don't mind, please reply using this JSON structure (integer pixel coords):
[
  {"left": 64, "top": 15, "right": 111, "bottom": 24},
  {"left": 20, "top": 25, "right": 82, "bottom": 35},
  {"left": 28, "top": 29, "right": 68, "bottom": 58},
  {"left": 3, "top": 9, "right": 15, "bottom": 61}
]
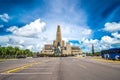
[
  {"left": 53, "top": 25, "right": 64, "bottom": 47},
  {"left": 56, "top": 25, "right": 62, "bottom": 43},
  {"left": 53, "top": 25, "right": 64, "bottom": 54}
]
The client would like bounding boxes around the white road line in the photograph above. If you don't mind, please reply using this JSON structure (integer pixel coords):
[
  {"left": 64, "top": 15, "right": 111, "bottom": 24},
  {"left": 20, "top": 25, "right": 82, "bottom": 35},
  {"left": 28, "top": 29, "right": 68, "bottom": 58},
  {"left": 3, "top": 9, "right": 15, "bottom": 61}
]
[
  {"left": 78, "top": 64, "right": 87, "bottom": 69},
  {"left": 71, "top": 58, "right": 87, "bottom": 69}
]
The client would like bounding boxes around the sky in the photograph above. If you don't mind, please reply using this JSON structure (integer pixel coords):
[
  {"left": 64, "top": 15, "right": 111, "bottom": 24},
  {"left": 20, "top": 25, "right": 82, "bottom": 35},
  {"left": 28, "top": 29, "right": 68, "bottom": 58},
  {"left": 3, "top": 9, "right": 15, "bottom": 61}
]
[{"left": 0, "top": 0, "right": 120, "bottom": 52}]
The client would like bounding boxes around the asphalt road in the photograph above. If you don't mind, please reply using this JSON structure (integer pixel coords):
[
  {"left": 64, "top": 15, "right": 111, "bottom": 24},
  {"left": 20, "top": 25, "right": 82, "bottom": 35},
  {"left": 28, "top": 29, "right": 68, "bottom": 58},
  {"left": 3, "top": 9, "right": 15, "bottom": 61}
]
[{"left": 0, "top": 57, "right": 120, "bottom": 80}]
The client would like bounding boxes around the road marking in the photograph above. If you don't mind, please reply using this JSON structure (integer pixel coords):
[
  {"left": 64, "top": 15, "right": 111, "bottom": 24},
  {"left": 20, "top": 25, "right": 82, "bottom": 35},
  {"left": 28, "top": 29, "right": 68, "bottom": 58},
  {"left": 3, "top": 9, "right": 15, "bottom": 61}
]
[
  {"left": 0, "top": 62, "right": 40, "bottom": 74},
  {"left": 0, "top": 59, "right": 53, "bottom": 74},
  {"left": 0, "top": 72, "right": 53, "bottom": 75},
  {"left": 78, "top": 64, "right": 87, "bottom": 69},
  {"left": 7, "top": 63, "right": 37, "bottom": 73},
  {"left": 70, "top": 58, "right": 87, "bottom": 69}
]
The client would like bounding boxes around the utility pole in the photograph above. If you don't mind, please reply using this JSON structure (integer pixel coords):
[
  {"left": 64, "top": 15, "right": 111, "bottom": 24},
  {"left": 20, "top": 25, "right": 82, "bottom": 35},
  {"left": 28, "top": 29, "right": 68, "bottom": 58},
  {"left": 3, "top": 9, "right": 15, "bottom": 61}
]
[{"left": 92, "top": 44, "right": 94, "bottom": 56}]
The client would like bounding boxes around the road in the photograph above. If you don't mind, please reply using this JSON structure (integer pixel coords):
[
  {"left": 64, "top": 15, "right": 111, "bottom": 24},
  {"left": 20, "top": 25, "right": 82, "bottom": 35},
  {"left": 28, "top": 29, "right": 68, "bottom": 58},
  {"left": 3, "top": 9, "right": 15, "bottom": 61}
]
[{"left": 0, "top": 57, "right": 120, "bottom": 80}]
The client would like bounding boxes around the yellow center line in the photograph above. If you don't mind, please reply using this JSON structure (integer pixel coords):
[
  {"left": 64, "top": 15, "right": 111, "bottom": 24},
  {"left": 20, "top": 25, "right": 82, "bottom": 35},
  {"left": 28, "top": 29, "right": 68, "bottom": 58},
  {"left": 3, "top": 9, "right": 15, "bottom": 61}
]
[
  {"left": 0, "top": 58, "right": 55, "bottom": 74},
  {"left": 6, "top": 62, "right": 40, "bottom": 73}
]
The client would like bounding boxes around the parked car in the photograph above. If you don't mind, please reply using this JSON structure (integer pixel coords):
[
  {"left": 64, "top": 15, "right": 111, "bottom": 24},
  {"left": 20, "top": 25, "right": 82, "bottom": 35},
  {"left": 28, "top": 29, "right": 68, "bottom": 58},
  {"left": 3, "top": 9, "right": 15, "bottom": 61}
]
[{"left": 16, "top": 55, "right": 26, "bottom": 59}]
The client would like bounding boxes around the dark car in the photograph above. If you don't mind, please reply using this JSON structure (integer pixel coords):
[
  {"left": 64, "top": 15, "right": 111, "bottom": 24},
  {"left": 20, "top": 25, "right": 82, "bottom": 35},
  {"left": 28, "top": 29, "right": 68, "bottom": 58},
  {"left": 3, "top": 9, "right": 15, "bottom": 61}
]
[{"left": 16, "top": 55, "right": 26, "bottom": 59}]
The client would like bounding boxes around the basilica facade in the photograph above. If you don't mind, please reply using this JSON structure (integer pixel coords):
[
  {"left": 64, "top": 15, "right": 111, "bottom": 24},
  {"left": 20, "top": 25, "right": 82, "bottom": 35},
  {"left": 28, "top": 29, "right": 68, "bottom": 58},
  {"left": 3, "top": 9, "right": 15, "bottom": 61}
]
[{"left": 41, "top": 25, "right": 82, "bottom": 55}]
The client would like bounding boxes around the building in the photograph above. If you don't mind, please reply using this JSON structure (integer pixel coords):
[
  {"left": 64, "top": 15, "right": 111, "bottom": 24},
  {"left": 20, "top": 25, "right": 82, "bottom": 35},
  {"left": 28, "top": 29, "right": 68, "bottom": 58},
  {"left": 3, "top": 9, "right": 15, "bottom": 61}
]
[{"left": 41, "top": 25, "right": 82, "bottom": 55}]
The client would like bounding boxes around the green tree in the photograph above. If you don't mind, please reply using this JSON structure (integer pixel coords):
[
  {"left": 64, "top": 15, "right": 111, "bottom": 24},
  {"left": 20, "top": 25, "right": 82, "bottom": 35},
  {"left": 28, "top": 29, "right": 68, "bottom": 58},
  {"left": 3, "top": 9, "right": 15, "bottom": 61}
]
[
  {"left": 14, "top": 47, "right": 19, "bottom": 58},
  {"left": 0, "top": 46, "right": 33, "bottom": 59}
]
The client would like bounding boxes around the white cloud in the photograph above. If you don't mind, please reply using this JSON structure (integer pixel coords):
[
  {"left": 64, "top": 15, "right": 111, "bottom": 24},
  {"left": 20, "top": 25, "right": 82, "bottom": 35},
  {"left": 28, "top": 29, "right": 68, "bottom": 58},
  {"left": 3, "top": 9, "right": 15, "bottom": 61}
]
[
  {"left": 101, "top": 36, "right": 114, "bottom": 44},
  {"left": 97, "top": 22, "right": 120, "bottom": 51},
  {"left": 4, "top": 19, "right": 54, "bottom": 52},
  {"left": 41, "top": 0, "right": 90, "bottom": 41},
  {"left": 99, "top": 36, "right": 114, "bottom": 50},
  {"left": 0, "top": 25, "right": 4, "bottom": 28},
  {"left": 2, "top": 25, "right": 120, "bottom": 52},
  {"left": 0, "top": 35, "right": 25, "bottom": 49},
  {"left": 19, "top": 39, "right": 24, "bottom": 44},
  {"left": 0, "top": 36, "right": 9, "bottom": 45},
  {"left": 98, "top": 35, "right": 120, "bottom": 50},
  {"left": 82, "top": 38, "right": 99, "bottom": 44},
  {"left": 45, "top": 22, "right": 92, "bottom": 41},
  {"left": 4, "top": 18, "right": 120, "bottom": 52},
  {"left": 26, "top": 45, "right": 33, "bottom": 50},
  {"left": 81, "top": 39, "right": 100, "bottom": 52},
  {"left": 111, "top": 32, "right": 120, "bottom": 38},
  {"left": 7, "top": 26, "right": 18, "bottom": 32},
  {"left": 5, "top": 17, "right": 92, "bottom": 52},
  {"left": 81, "top": 34, "right": 120, "bottom": 52},
  {"left": 104, "top": 22, "right": 120, "bottom": 32},
  {"left": 0, "top": 13, "right": 10, "bottom": 22},
  {"left": 5, "top": 18, "right": 92, "bottom": 52},
  {"left": 1, "top": 1, "right": 93, "bottom": 52},
  {"left": 101, "top": 36, "right": 120, "bottom": 44},
  {"left": 8, "top": 0, "right": 91, "bottom": 52},
  {"left": 0, "top": 32, "right": 52, "bottom": 51},
  {"left": 7, "top": 19, "right": 46, "bottom": 37},
  {"left": 62, "top": 25, "right": 92, "bottom": 39},
  {"left": 0, "top": 35, "right": 50, "bottom": 52}
]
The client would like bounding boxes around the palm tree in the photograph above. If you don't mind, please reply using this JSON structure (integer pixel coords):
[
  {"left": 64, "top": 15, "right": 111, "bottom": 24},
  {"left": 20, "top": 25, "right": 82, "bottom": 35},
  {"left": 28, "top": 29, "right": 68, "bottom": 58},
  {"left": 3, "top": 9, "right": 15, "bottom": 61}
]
[
  {"left": 24, "top": 49, "right": 30, "bottom": 57},
  {"left": 14, "top": 47, "right": 19, "bottom": 58}
]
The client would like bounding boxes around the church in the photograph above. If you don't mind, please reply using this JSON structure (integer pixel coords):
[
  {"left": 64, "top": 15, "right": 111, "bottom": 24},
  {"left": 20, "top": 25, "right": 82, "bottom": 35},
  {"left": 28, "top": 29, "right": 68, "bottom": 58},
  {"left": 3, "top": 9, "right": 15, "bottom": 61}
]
[{"left": 41, "top": 25, "right": 82, "bottom": 55}]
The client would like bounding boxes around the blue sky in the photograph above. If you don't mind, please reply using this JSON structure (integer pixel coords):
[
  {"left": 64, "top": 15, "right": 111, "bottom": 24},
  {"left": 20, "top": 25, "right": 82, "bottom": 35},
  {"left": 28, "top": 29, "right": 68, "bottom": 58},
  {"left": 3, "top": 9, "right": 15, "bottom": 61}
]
[{"left": 0, "top": 0, "right": 120, "bottom": 52}]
